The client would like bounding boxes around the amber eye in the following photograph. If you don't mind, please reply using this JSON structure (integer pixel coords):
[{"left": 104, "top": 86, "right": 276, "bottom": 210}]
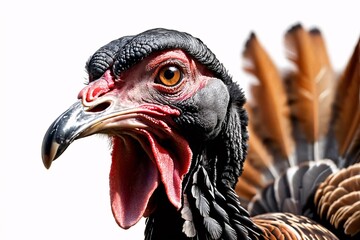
[{"left": 157, "top": 66, "right": 182, "bottom": 86}]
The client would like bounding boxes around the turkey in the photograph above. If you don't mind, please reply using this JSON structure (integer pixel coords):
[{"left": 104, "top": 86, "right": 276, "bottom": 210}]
[{"left": 41, "top": 24, "right": 360, "bottom": 239}]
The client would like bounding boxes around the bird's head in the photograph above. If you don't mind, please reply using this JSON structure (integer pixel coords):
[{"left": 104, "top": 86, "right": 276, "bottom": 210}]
[{"left": 41, "top": 29, "right": 248, "bottom": 231}]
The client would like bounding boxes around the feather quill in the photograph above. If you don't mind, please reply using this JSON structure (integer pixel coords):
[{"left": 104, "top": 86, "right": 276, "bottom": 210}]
[
  {"left": 243, "top": 33, "right": 294, "bottom": 165},
  {"left": 284, "top": 25, "right": 336, "bottom": 160},
  {"left": 309, "top": 29, "right": 337, "bottom": 138}
]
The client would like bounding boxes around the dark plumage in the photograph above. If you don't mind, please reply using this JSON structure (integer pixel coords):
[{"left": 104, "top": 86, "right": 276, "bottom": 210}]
[{"left": 42, "top": 26, "right": 360, "bottom": 239}]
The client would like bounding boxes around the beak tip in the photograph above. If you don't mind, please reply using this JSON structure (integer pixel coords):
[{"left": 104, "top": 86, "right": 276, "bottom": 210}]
[{"left": 42, "top": 153, "right": 53, "bottom": 169}]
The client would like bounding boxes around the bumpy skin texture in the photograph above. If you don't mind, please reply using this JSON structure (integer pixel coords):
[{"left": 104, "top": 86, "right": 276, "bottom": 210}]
[{"left": 87, "top": 29, "right": 232, "bottom": 85}]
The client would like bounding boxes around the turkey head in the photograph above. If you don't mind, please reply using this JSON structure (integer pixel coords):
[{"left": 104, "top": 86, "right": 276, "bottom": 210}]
[{"left": 41, "top": 29, "right": 249, "bottom": 236}]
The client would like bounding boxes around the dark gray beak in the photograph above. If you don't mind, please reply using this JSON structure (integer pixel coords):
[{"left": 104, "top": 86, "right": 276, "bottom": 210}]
[{"left": 41, "top": 99, "right": 116, "bottom": 169}]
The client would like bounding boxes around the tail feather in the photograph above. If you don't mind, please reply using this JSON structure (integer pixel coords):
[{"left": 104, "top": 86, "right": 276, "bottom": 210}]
[
  {"left": 235, "top": 172, "right": 259, "bottom": 201},
  {"left": 243, "top": 33, "right": 295, "bottom": 167},
  {"left": 327, "top": 39, "right": 360, "bottom": 165},
  {"left": 284, "top": 24, "right": 336, "bottom": 161},
  {"left": 236, "top": 23, "right": 360, "bottom": 239},
  {"left": 245, "top": 104, "right": 278, "bottom": 179}
]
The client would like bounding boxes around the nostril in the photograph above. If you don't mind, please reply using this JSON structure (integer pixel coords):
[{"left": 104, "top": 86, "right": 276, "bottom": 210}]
[
  {"left": 78, "top": 71, "right": 115, "bottom": 102},
  {"left": 87, "top": 101, "right": 111, "bottom": 113}
]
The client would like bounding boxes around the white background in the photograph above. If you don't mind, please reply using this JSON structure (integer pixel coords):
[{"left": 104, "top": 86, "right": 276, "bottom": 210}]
[{"left": 1, "top": 0, "right": 359, "bottom": 239}]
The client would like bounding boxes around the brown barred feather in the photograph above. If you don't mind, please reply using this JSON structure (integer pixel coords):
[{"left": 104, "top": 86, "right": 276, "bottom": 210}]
[
  {"left": 253, "top": 213, "right": 339, "bottom": 240},
  {"left": 315, "top": 163, "right": 360, "bottom": 237}
]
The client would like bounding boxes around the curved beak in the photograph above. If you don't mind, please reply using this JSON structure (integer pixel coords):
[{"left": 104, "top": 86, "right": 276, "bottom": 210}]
[
  {"left": 41, "top": 95, "right": 140, "bottom": 169},
  {"left": 41, "top": 100, "right": 106, "bottom": 169},
  {"left": 41, "top": 95, "right": 181, "bottom": 169}
]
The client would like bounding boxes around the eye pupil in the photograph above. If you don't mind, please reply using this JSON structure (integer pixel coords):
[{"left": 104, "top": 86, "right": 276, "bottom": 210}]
[{"left": 164, "top": 68, "right": 176, "bottom": 80}]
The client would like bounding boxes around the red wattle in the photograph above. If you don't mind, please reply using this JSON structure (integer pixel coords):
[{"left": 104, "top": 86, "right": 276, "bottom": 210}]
[
  {"left": 110, "top": 136, "right": 159, "bottom": 229},
  {"left": 109, "top": 128, "right": 192, "bottom": 229}
]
